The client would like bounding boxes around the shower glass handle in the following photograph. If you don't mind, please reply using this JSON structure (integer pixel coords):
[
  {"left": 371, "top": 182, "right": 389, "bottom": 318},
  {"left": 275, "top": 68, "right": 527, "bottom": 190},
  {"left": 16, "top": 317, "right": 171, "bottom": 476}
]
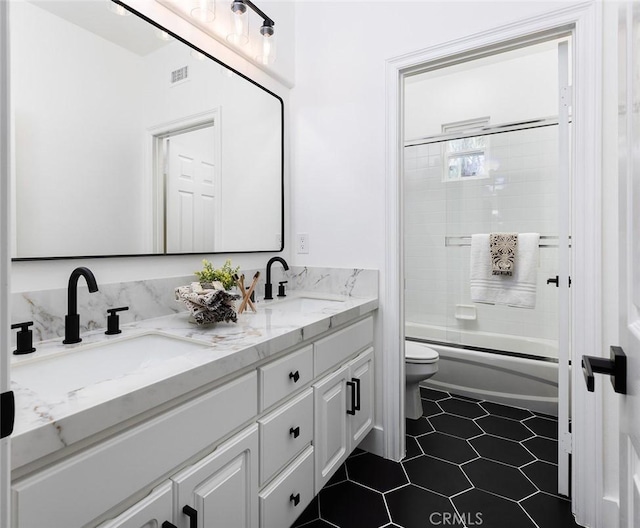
[{"left": 547, "top": 276, "right": 559, "bottom": 287}]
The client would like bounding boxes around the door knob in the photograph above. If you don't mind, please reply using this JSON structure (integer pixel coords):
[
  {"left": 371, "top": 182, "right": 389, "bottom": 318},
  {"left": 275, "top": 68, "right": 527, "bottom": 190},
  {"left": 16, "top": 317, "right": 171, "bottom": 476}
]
[{"left": 582, "top": 346, "right": 626, "bottom": 394}]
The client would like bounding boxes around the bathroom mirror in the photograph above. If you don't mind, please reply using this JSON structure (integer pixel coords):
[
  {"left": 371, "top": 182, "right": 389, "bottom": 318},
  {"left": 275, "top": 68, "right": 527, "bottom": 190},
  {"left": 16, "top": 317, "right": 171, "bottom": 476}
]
[{"left": 10, "top": 0, "right": 283, "bottom": 259}]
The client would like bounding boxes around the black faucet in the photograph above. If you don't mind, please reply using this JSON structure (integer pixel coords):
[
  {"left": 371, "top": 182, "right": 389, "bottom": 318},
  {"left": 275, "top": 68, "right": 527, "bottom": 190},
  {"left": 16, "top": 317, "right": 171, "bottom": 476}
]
[
  {"left": 63, "top": 267, "right": 99, "bottom": 344},
  {"left": 264, "top": 257, "right": 289, "bottom": 300}
]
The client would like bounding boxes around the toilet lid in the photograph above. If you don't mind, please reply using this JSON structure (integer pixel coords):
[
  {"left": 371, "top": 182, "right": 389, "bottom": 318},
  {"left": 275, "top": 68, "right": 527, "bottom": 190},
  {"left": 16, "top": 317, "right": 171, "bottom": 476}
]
[{"left": 406, "top": 344, "right": 439, "bottom": 364}]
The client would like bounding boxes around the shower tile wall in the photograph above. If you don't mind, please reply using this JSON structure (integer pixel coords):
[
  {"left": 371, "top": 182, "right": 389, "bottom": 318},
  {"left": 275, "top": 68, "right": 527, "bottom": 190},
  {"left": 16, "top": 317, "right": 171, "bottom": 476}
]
[{"left": 404, "top": 126, "right": 559, "bottom": 354}]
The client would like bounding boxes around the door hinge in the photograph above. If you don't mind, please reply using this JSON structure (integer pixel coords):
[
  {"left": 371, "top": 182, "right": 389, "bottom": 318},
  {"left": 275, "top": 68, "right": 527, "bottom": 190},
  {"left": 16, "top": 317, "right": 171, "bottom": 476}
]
[
  {"left": 560, "top": 85, "right": 573, "bottom": 109},
  {"left": 560, "top": 431, "right": 572, "bottom": 454},
  {"left": 1, "top": 390, "right": 15, "bottom": 439}
]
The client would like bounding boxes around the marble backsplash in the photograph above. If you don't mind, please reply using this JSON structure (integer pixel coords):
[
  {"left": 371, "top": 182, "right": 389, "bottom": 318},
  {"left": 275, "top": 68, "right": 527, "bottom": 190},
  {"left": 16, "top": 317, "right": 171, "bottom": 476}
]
[{"left": 10, "top": 267, "right": 378, "bottom": 345}]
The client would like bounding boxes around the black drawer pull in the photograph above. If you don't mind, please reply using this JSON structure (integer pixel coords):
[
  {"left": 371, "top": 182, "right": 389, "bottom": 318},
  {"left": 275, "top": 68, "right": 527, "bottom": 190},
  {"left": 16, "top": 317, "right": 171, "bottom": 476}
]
[
  {"left": 290, "top": 493, "right": 301, "bottom": 506},
  {"left": 183, "top": 505, "right": 197, "bottom": 528},
  {"left": 162, "top": 522, "right": 178, "bottom": 528},
  {"left": 289, "top": 370, "right": 300, "bottom": 383},
  {"left": 353, "top": 377, "right": 361, "bottom": 411},
  {"left": 289, "top": 426, "right": 300, "bottom": 438},
  {"left": 346, "top": 381, "right": 356, "bottom": 415}
]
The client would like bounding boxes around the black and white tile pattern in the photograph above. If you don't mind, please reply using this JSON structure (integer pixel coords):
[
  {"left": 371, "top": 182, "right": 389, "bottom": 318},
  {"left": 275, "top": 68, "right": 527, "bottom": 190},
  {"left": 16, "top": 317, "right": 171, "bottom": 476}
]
[{"left": 292, "top": 389, "right": 582, "bottom": 528}]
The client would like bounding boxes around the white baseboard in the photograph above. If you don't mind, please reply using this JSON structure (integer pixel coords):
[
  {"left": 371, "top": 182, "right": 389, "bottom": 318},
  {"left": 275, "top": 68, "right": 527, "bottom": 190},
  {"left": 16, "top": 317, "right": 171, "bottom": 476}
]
[
  {"left": 600, "top": 496, "right": 619, "bottom": 528},
  {"left": 357, "top": 426, "right": 385, "bottom": 458}
]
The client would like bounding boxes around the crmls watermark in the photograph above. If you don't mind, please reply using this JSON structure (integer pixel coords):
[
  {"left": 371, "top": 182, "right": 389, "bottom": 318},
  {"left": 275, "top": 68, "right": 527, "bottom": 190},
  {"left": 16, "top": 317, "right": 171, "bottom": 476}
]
[{"left": 429, "top": 512, "right": 484, "bottom": 526}]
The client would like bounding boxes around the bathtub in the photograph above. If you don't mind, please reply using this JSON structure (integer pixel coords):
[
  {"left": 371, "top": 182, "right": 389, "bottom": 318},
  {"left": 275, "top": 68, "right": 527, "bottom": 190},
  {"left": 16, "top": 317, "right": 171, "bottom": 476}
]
[{"left": 406, "top": 323, "right": 559, "bottom": 415}]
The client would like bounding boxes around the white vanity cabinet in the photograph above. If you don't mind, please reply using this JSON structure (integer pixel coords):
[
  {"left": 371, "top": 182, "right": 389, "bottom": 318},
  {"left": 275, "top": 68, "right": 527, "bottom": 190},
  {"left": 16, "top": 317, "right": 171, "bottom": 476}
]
[
  {"left": 11, "top": 314, "right": 375, "bottom": 528},
  {"left": 12, "top": 372, "right": 258, "bottom": 528},
  {"left": 98, "top": 425, "right": 259, "bottom": 528},
  {"left": 313, "top": 347, "right": 374, "bottom": 492}
]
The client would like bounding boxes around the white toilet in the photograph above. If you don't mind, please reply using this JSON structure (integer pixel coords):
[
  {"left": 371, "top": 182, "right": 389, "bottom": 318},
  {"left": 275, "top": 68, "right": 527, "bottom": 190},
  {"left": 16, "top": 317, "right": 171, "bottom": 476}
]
[{"left": 405, "top": 340, "right": 439, "bottom": 420}]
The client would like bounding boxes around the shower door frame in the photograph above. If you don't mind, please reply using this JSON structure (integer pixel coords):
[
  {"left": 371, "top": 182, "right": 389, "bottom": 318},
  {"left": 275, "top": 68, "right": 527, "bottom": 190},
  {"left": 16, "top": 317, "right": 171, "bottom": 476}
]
[{"left": 385, "top": 3, "right": 602, "bottom": 527}]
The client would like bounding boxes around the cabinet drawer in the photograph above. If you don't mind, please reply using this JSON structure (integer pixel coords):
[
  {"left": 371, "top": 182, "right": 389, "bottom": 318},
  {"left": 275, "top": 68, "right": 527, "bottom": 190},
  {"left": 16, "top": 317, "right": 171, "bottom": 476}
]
[
  {"left": 259, "top": 446, "right": 314, "bottom": 528},
  {"left": 314, "top": 317, "right": 373, "bottom": 375},
  {"left": 259, "top": 388, "right": 313, "bottom": 486},
  {"left": 12, "top": 371, "right": 257, "bottom": 528},
  {"left": 259, "top": 345, "right": 313, "bottom": 410}
]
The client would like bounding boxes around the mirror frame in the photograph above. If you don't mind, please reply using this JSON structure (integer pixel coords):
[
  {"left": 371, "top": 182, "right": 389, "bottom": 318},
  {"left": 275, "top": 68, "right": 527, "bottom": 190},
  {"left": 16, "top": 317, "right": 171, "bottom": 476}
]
[{"left": 11, "top": 0, "right": 285, "bottom": 262}]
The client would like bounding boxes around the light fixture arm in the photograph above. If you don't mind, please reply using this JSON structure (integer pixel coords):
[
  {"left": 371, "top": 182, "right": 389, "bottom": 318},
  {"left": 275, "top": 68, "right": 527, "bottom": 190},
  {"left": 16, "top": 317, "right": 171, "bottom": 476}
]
[{"left": 240, "top": 0, "right": 274, "bottom": 29}]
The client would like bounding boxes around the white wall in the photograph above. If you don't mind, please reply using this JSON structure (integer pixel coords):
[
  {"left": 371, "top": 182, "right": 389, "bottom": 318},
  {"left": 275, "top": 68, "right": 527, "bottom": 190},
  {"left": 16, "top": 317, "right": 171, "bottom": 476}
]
[
  {"left": 291, "top": 0, "right": 583, "bottom": 436},
  {"left": 10, "top": 0, "right": 294, "bottom": 292},
  {"left": 405, "top": 43, "right": 559, "bottom": 139}
]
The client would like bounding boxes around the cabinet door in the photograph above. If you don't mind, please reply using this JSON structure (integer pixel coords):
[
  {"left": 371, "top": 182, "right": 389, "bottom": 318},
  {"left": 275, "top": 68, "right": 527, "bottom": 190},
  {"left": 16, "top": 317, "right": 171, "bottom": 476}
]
[
  {"left": 313, "top": 364, "right": 349, "bottom": 493},
  {"left": 172, "top": 424, "right": 258, "bottom": 528},
  {"left": 349, "top": 347, "right": 374, "bottom": 448},
  {"left": 98, "top": 482, "right": 174, "bottom": 528}
]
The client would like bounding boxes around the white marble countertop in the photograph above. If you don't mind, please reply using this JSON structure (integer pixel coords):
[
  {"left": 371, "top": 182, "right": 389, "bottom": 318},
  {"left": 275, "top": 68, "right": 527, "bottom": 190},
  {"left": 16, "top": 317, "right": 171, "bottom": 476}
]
[{"left": 10, "top": 292, "right": 378, "bottom": 471}]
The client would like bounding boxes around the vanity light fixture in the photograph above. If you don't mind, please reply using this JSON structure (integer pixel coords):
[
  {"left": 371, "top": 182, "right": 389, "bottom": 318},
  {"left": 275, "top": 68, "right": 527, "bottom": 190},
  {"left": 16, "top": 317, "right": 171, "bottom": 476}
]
[
  {"left": 257, "top": 19, "right": 276, "bottom": 65},
  {"left": 227, "top": 0, "right": 249, "bottom": 45},
  {"left": 190, "top": 0, "right": 215, "bottom": 24},
  {"left": 227, "top": 0, "right": 276, "bottom": 64}
]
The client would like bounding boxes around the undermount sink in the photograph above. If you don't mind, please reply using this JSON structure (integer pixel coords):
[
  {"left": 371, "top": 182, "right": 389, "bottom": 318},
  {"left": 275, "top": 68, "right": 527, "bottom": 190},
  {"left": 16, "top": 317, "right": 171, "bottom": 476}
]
[
  {"left": 12, "top": 332, "right": 209, "bottom": 401},
  {"left": 266, "top": 296, "right": 346, "bottom": 312}
]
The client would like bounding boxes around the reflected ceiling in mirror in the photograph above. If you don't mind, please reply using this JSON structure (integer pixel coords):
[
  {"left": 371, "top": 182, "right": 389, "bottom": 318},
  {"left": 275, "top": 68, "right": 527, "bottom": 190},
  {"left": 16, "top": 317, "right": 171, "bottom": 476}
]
[{"left": 10, "top": 0, "right": 283, "bottom": 259}]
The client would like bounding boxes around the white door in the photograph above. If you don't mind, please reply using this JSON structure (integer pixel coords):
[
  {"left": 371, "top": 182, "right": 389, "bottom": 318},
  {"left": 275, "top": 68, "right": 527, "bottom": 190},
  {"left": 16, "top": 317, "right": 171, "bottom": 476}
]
[
  {"left": 618, "top": 4, "right": 640, "bottom": 527},
  {"left": 166, "top": 125, "right": 219, "bottom": 253},
  {"left": 0, "top": 1, "right": 12, "bottom": 525},
  {"left": 172, "top": 424, "right": 258, "bottom": 528},
  {"left": 349, "top": 347, "right": 374, "bottom": 448},
  {"left": 313, "top": 364, "right": 349, "bottom": 492}
]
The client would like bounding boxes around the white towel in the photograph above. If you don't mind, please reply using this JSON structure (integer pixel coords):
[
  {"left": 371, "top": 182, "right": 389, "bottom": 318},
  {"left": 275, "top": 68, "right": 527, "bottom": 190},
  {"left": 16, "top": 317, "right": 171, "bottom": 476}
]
[{"left": 470, "top": 233, "right": 540, "bottom": 308}]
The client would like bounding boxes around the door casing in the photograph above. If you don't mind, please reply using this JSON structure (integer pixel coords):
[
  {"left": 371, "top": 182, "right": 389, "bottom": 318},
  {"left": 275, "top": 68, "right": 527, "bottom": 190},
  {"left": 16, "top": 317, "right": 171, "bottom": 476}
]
[{"left": 384, "top": 3, "right": 602, "bottom": 526}]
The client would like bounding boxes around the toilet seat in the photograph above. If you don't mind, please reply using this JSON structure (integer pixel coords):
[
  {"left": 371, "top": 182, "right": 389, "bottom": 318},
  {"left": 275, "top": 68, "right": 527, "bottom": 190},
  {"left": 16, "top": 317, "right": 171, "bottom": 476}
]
[{"left": 405, "top": 343, "right": 439, "bottom": 364}]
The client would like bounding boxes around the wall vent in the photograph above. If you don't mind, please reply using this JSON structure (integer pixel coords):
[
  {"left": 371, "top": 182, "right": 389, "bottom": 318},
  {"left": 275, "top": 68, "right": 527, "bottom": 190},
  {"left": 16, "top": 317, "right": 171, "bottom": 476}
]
[{"left": 171, "top": 66, "right": 189, "bottom": 85}]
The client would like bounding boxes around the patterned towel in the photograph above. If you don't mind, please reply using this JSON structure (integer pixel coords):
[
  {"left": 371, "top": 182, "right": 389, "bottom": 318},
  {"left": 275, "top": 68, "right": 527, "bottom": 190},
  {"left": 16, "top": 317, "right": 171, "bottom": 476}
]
[
  {"left": 490, "top": 233, "right": 518, "bottom": 276},
  {"left": 470, "top": 233, "right": 540, "bottom": 308},
  {"left": 175, "top": 282, "right": 239, "bottom": 324}
]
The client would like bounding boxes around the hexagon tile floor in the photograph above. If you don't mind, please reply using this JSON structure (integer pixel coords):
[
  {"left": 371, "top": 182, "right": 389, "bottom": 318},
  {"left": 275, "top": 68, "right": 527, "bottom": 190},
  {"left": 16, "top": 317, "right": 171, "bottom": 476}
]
[{"left": 291, "top": 388, "right": 583, "bottom": 528}]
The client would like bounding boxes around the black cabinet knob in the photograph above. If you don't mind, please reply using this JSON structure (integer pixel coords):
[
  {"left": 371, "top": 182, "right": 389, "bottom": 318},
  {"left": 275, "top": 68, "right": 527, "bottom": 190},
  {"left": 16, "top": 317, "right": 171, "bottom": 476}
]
[
  {"left": 289, "top": 370, "right": 300, "bottom": 383},
  {"left": 290, "top": 493, "right": 301, "bottom": 506},
  {"left": 289, "top": 426, "right": 300, "bottom": 438}
]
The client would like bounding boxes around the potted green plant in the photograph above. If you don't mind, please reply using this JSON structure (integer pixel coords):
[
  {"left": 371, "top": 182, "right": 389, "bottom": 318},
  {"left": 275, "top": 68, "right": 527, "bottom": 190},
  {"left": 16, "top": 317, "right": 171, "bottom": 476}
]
[{"left": 194, "top": 259, "right": 240, "bottom": 291}]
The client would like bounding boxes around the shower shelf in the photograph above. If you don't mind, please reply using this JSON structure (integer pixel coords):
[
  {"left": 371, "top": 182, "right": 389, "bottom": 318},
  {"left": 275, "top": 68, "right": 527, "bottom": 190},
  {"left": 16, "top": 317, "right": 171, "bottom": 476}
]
[{"left": 444, "top": 235, "right": 571, "bottom": 248}]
